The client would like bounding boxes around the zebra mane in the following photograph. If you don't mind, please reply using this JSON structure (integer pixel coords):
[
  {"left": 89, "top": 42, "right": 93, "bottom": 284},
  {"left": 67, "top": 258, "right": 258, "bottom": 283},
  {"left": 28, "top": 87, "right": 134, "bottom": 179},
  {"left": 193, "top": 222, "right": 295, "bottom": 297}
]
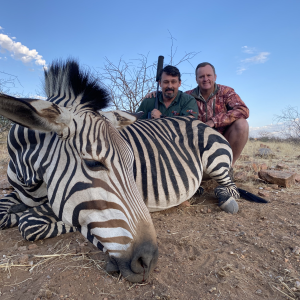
[{"left": 44, "top": 59, "right": 110, "bottom": 111}]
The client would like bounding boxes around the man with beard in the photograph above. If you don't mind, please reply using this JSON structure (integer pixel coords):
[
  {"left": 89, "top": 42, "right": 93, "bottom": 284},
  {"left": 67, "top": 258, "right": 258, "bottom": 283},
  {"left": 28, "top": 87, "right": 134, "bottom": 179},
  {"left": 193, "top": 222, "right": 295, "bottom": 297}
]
[{"left": 136, "top": 65, "right": 198, "bottom": 119}]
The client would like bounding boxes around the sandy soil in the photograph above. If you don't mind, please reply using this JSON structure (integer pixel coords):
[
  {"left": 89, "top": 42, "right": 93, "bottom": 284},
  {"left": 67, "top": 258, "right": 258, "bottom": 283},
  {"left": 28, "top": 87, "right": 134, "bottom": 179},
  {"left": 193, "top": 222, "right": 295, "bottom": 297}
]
[{"left": 0, "top": 145, "right": 300, "bottom": 300}]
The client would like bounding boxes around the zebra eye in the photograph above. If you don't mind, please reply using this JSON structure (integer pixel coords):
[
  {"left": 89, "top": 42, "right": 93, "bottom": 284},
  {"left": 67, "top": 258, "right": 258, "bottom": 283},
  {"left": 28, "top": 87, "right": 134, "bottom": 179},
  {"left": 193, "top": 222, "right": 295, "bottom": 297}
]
[{"left": 84, "top": 159, "right": 108, "bottom": 171}]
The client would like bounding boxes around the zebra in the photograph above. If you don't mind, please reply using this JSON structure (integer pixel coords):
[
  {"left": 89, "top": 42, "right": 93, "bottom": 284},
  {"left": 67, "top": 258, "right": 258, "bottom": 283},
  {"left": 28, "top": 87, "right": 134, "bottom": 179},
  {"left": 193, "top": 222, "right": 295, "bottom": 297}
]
[
  {"left": 101, "top": 112, "right": 267, "bottom": 213},
  {"left": 0, "top": 60, "right": 158, "bottom": 283}
]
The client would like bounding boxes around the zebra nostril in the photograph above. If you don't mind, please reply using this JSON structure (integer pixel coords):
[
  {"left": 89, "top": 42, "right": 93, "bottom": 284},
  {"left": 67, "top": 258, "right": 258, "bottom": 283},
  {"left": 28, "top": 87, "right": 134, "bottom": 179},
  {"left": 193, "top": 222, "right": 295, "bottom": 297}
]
[{"left": 138, "top": 256, "right": 148, "bottom": 269}]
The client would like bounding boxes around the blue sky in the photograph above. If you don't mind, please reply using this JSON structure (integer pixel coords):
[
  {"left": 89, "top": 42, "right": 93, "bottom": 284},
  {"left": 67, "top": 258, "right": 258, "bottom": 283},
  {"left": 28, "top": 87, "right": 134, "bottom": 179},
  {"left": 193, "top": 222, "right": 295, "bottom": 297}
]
[{"left": 0, "top": 0, "right": 299, "bottom": 133}]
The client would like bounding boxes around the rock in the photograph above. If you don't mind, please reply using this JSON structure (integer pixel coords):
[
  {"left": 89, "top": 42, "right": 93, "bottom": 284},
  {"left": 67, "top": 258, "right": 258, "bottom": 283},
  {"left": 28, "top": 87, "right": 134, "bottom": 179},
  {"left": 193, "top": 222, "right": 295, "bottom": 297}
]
[
  {"left": 28, "top": 244, "right": 38, "bottom": 250},
  {"left": 276, "top": 163, "right": 289, "bottom": 170},
  {"left": 258, "top": 191, "right": 269, "bottom": 197},
  {"left": 234, "top": 171, "right": 248, "bottom": 182},
  {"left": 269, "top": 183, "right": 279, "bottom": 189},
  {"left": 292, "top": 246, "right": 300, "bottom": 255},
  {"left": 19, "top": 254, "right": 29, "bottom": 264},
  {"left": 252, "top": 162, "right": 268, "bottom": 172},
  {"left": 209, "top": 287, "right": 216, "bottom": 293},
  {"left": 256, "top": 289, "right": 262, "bottom": 294},
  {"left": 258, "top": 170, "right": 296, "bottom": 188},
  {"left": 18, "top": 246, "right": 27, "bottom": 251},
  {"left": 256, "top": 148, "right": 275, "bottom": 158},
  {"left": 295, "top": 281, "right": 300, "bottom": 288},
  {"left": 264, "top": 187, "right": 271, "bottom": 191},
  {"left": 178, "top": 200, "right": 190, "bottom": 208},
  {"left": 295, "top": 174, "right": 300, "bottom": 183}
]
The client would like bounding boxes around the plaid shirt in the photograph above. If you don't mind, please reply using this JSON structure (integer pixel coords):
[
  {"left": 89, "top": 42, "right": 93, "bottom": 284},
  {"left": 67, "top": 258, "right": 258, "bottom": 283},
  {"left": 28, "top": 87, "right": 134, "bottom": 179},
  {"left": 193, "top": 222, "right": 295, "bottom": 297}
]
[{"left": 185, "top": 84, "right": 249, "bottom": 134}]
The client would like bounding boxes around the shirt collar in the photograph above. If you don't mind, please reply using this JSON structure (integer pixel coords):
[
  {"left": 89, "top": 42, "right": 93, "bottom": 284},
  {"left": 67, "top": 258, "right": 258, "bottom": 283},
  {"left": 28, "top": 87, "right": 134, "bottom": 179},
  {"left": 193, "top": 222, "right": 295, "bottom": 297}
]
[{"left": 198, "top": 83, "right": 219, "bottom": 101}]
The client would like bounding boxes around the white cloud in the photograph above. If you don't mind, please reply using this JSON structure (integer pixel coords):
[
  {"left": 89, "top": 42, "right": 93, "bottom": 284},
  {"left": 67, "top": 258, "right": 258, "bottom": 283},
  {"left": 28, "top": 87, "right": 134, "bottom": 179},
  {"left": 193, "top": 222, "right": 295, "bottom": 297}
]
[
  {"left": 0, "top": 33, "right": 46, "bottom": 66},
  {"left": 242, "top": 46, "right": 255, "bottom": 54},
  {"left": 237, "top": 47, "right": 270, "bottom": 75},
  {"left": 236, "top": 67, "right": 246, "bottom": 75},
  {"left": 29, "top": 94, "right": 47, "bottom": 100},
  {"left": 242, "top": 52, "right": 270, "bottom": 64},
  {"left": 11, "top": 37, "right": 16, "bottom": 40},
  {"left": 0, "top": 26, "right": 3, "bottom": 30},
  {"left": 249, "top": 123, "right": 284, "bottom": 138}
]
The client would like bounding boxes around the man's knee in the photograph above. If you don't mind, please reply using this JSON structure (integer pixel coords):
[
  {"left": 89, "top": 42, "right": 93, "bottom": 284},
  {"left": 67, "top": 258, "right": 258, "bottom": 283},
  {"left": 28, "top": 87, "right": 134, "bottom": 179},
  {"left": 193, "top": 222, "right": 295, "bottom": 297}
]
[{"left": 228, "top": 119, "right": 249, "bottom": 135}]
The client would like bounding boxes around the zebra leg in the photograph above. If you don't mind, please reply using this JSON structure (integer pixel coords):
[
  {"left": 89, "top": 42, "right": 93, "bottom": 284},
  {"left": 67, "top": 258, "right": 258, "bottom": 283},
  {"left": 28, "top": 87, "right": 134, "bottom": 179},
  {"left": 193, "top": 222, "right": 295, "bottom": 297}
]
[
  {"left": 211, "top": 168, "right": 240, "bottom": 214},
  {"left": 0, "top": 191, "right": 30, "bottom": 229},
  {"left": 18, "top": 202, "right": 77, "bottom": 242}
]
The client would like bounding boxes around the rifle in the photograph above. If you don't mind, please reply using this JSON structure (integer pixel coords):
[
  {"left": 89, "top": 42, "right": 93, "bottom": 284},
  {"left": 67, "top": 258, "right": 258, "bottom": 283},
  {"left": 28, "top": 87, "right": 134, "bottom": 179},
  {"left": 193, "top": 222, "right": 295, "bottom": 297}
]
[{"left": 148, "top": 56, "right": 164, "bottom": 119}]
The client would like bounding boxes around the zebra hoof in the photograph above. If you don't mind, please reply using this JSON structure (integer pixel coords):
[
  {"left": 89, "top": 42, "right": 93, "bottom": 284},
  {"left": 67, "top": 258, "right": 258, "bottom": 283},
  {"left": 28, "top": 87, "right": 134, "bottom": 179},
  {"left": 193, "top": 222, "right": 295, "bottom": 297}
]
[{"left": 219, "top": 197, "right": 239, "bottom": 214}]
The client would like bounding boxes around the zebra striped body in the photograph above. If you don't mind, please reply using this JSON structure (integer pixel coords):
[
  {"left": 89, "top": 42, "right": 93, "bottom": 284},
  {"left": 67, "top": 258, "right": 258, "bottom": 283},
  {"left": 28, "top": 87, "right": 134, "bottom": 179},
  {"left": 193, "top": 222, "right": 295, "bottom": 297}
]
[
  {"left": 0, "top": 60, "right": 158, "bottom": 283},
  {"left": 120, "top": 116, "right": 239, "bottom": 212}
]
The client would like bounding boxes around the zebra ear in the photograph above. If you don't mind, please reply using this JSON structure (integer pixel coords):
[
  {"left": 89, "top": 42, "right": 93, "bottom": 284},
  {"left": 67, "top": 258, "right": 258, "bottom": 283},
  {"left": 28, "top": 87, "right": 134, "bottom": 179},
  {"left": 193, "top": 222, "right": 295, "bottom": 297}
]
[
  {"left": 100, "top": 110, "right": 143, "bottom": 129},
  {"left": 0, "top": 93, "right": 73, "bottom": 134}
]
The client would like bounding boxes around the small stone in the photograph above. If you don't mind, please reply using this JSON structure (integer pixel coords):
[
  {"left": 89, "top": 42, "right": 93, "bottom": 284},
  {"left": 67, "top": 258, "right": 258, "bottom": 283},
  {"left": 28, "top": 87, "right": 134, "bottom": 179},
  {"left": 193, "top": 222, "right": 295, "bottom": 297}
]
[
  {"left": 234, "top": 171, "right": 247, "bottom": 182},
  {"left": 19, "top": 254, "right": 29, "bottom": 264},
  {"left": 295, "top": 174, "right": 300, "bottom": 183},
  {"left": 256, "top": 289, "right": 262, "bottom": 294},
  {"left": 264, "top": 187, "right": 271, "bottom": 191},
  {"left": 178, "top": 200, "right": 190, "bottom": 208},
  {"left": 229, "top": 251, "right": 234, "bottom": 255},
  {"left": 207, "top": 209, "right": 211, "bottom": 213},
  {"left": 167, "top": 230, "right": 170, "bottom": 233},
  {"left": 295, "top": 281, "right": 300, "bottom": 288},
  {"left": 45, "top": 290, "right": 52, "bottom": 299},
  {"left": 209, "top": 287, "right": 216, "bottom": 293},
  {"left": 18, "top": 246, "right": 27, "bottom": 251},
  {"left": 28, "top": 244, "right": 38, "bottom": 250},
  {"left": 270, "top": 250, "right": 275, "bottom": 255},
  {"left": 293, "top": 246, "right": 300, "bottom": 255},
  {"left": 276, "top": 163, "right": 289, "bottom": 170},
  {"left": 259, "top": 187, "right": 263, "bottom": 190},
  {"left": 257, "top": 232, "right": 263, "bottom": 237},
  {"left": 258, "top": 191, "right": 269, "bottom": 197}
]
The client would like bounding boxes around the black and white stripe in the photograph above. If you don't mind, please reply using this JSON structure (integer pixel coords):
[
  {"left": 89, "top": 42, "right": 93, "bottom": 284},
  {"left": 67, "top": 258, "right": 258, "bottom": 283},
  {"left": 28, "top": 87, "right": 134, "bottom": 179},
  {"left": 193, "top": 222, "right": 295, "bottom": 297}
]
[{"left": 121, "top": 116, "right": 239, "bottom": 212}]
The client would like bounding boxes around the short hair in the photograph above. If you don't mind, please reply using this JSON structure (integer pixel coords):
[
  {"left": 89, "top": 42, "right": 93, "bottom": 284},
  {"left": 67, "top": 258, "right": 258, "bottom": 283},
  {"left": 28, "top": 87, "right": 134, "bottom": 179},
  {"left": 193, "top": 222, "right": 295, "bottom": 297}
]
[
  {"left": 195, "top": 62, "right": 216, "bottom": 76},
  {"left": 158, "top": 65, "right": 181, "bottom": 81}
]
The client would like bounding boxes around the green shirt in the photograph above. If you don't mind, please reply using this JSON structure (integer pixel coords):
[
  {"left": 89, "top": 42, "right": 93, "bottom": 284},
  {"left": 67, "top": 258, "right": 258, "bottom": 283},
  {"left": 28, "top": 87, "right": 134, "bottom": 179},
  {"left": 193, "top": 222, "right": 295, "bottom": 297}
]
[{"left": 136, "top": 91, "right": 199, "bottom": 119}]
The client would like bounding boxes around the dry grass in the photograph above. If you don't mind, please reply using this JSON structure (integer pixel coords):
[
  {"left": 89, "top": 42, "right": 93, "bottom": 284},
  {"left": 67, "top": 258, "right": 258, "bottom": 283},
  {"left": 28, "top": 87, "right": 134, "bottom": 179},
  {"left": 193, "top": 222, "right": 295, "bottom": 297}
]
[{"left": 242, "top": 140, "right": 300, "bottom": 160}]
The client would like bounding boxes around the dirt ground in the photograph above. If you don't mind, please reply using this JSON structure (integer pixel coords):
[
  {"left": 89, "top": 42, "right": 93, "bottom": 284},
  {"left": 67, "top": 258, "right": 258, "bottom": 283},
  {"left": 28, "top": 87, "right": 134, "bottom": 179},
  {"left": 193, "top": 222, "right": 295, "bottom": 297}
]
[{"left": 1, "top": 141, "right": 300, "bottom": 300}]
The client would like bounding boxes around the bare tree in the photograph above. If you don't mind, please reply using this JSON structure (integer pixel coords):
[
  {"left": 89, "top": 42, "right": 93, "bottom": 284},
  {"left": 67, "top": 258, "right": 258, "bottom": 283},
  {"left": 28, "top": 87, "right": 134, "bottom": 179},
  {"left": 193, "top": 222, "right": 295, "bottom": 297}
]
[
  {"left": 96, "top": 34, "right": 199, "bottom": 112},
  {"left": 274, "top": 106, "right": 300, "bottom": 139},
  {"left": 97, "top": 54, "right": 157, "bottom": 112}
]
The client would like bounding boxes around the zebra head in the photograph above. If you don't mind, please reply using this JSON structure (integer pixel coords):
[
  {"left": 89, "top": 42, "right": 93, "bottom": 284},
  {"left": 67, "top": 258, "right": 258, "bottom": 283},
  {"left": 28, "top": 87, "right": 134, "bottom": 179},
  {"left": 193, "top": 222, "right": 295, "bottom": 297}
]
[{"left": 0, "top": 60, "right": 158, "bottom": 283}]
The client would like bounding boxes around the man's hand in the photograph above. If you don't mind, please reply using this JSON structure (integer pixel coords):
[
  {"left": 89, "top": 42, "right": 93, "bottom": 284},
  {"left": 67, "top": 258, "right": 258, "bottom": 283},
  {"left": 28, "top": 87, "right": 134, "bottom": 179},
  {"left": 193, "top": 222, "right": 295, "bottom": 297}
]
[
  {"left": 151, "top": 109, "right": 162, "bottom": 119},
  {"left": 205, "top": 120, "right": 214, "bottom": 128},
  {"left": 144, "top": 91, "right": 157, "bottom": 99}
]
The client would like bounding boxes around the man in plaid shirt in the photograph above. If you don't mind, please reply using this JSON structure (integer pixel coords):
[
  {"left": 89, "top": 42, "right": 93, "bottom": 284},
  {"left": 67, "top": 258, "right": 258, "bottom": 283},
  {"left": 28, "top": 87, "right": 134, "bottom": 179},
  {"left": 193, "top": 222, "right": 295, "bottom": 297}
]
[{"left": 185, "top": 62, "right": 249, "bottom": 166}]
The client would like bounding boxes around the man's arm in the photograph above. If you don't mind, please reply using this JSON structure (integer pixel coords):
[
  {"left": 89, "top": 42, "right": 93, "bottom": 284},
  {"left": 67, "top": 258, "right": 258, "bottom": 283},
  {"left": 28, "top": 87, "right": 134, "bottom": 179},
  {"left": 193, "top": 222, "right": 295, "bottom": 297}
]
[
  {"left": 136, "top": 97, "right": 156, "bottom": 119},
  {"left": 211, "top": 87, "right": 249, "bottom": 128}
]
